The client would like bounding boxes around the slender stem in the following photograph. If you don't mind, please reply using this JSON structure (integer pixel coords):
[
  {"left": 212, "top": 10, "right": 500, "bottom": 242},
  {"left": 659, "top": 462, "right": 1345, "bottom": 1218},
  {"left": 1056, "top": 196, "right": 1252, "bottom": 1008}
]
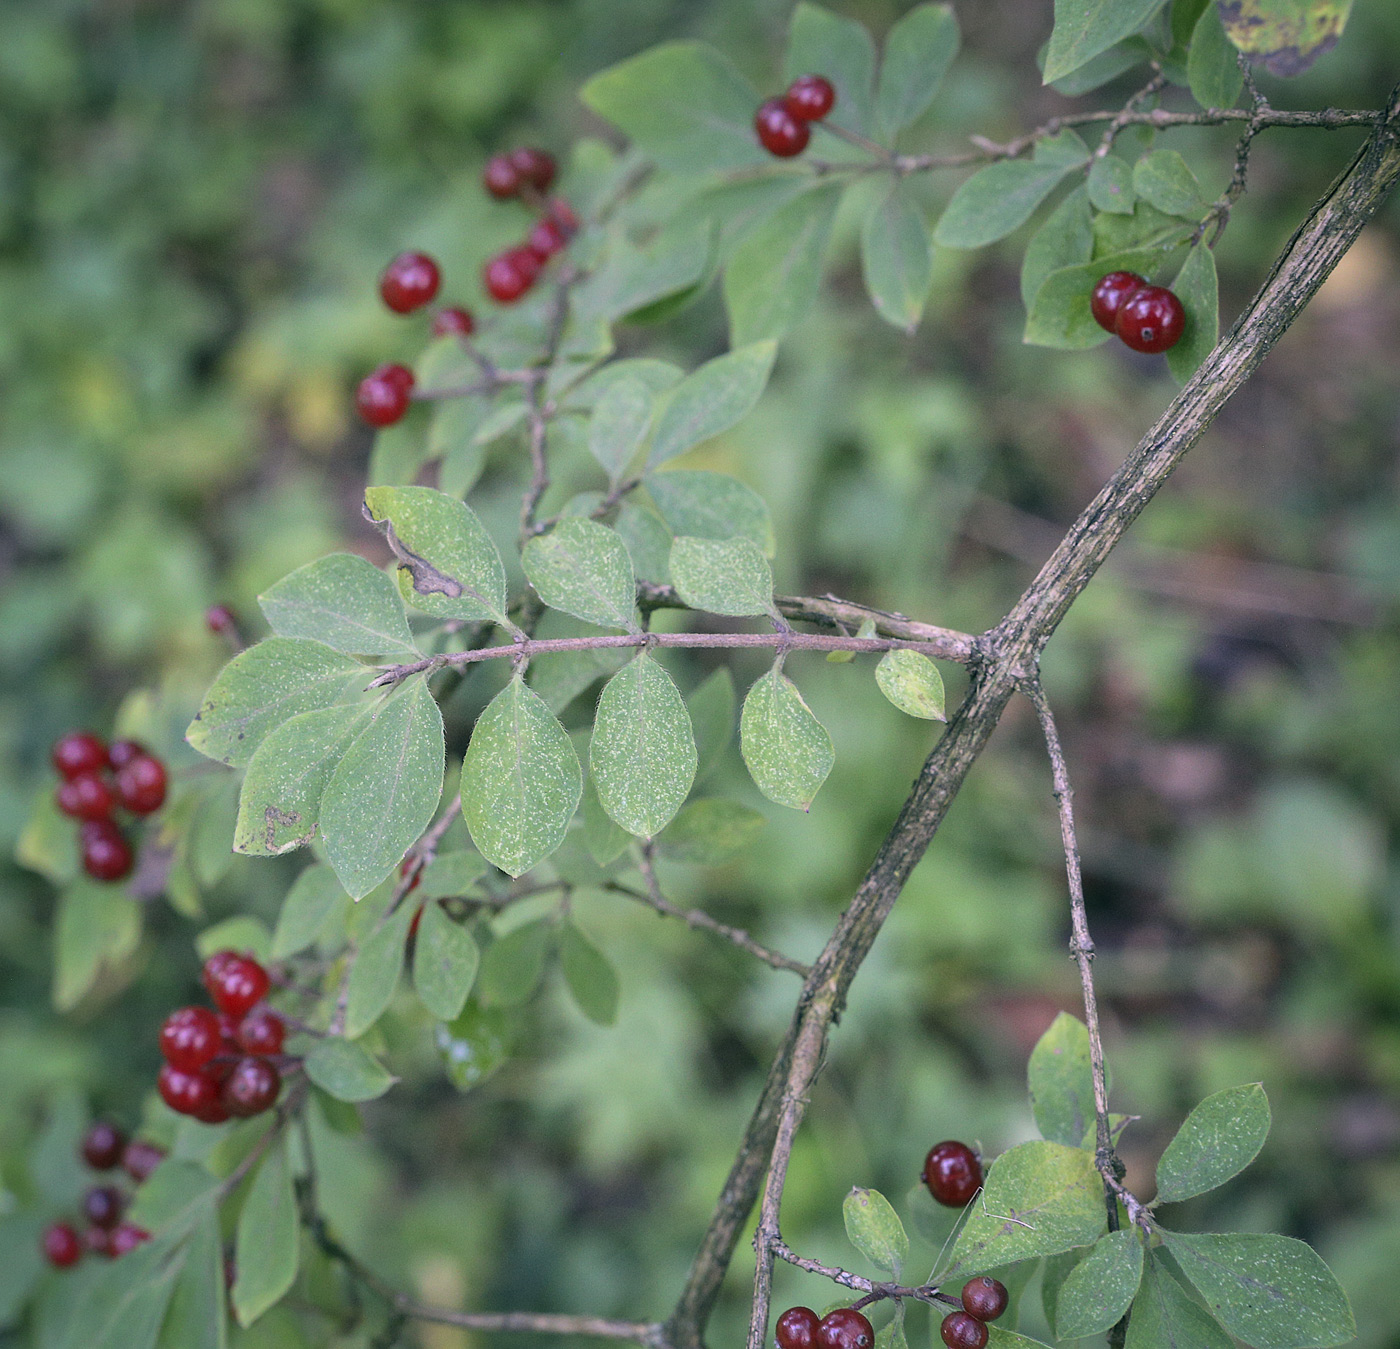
[
  {"left": 819, "top": 120, "right": 894, "bottom": 161},
  {"left": 770, "top": 1237, "right": 960, "bottom": 1310}
]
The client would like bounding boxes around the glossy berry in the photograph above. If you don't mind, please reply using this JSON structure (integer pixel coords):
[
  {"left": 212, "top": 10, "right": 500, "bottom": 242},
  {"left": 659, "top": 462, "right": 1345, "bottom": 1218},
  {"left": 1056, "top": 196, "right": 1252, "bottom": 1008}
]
[
  {"left": 431, "top": 305, "right": 476, "bottom": 338},
  {"left": 56, "top": 772, "right": 115, "bottom": 822},
  {"left": 509, "top": 146, "right": 557, "bottom": 192},
  {"left": 941, "top": 1312, "right": 988, "bottom": 1349},
  {"left": 223, "top": 1056, "right": 281, "bottom": 1117},
  {"left": 107, "top": 739, "right": 145, "bottom": 770},
  {"left": 755, "top": 98, "right": 810, "bottom": 157},
  {"left": 507, "top": 245, "right": 543, "bottom": 285},
  {"left": 109, "top": 1223, "right": 150, "bottom": 1257},
  {"left": 80, "top": 819, "right": 133, "bottom": 882},
  {"left": 207, "top": 953, "right": 270, "bottom": 1017},
  {"left": 158, "top": 1063, "right": 220, "bottom": 1117},
  {"left": 815, "top": 1308, "right": 873, "bottom": 1349},
  {"left": 83, "top": 1185, "right": 125, "bottom": 1230},
  {"left": 202, "top": 950, "right": 238, "bottom": 997},
  {"left": 52, "top": 732, "right": 108, "bottom": 779},
  {"left": 526, "top": 216, "right": 568, "bottom": 262},
  {"left": 115, "top": 754, "right": 167, "bottom": 815},
  {"left": 1089, "top": 270, "right": 1146, "bottom": 333},
  {"left": 122, "top": 1139, "right": 166, "bottom": 1183},
  {"left": 961, "top": 1278, "right": 1009, "bottom": 1323},
  {"left": 205, "top": 604, "right": 237, "bottom": 636},
  {"left": 236, "top": 1008, "right": 286, "bottom": 1056},
  {"left": 483, "top": 252, "right": 532, "bottom": 304},
  {"left": 160, "top": 1006, "right": 223, "bottom": 1072},
  {"left": 356, "top": 363, "right": 415, "bottom": 428},
  {"left": 775, "top": 1306, "right": 821, "bottom": 1349},
  {"left": 1115, "top": 284, "right": 1187, "bottom": 354},
  {"left": 379, "top": 250, "right": 441, "bottom": 314},
  {"left": 784, "top": 74, "right": 836, "bottom": 121},
  {"left": 43, "top": 1222, "right": 83, "bottom": 1268},
  {"left": 923, "top": 1140, "right": 983, "bottom": 1207},
  {"left": 81, "top": 1120, "right": 126, "bottom": 1170},
  {"left": 483, "top": 154, "right": 521, "bottom": 199}
]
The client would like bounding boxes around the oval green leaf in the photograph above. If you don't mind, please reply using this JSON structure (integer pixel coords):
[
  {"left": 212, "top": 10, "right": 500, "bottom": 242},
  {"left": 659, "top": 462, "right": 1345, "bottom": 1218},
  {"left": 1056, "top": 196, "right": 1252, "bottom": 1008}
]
[
  {"left": 670, "top": 535, "right": 774, "bottom": 618},
  {"left": 304, "top": 1036, "right": 396, "bottom": 1102},
  {"left": 1055, "top": 1229, "right": 1144, "bottom": 1338},
  {"left": 1156, "top": 1082, "right": 1270, "bottom": 1203},
  {"left": 740, "top": 666, "right": 834, "bottom": 811},
  {"left": 843, "top": 1186, "right": 909, "bottom": 1275},
  {"left": 413, "top": 901, "right": 480, "bottom": 1022},
  {"left": 875, "top": 649, "right": 946, "bottom": 720},
  {"left": 258, "top": 552, "right": 419, "bottom": 658},
  {"left": 522, "top": 517, "right": 637, "bottom": 630}
]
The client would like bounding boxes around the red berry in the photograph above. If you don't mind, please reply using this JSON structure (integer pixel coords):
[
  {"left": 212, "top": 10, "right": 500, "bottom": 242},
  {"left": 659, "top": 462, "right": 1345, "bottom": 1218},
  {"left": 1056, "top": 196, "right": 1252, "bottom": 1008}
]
[
  {"left": 107, "top": 739, "right": 145, "bottom": 769},
  {"left": 379, "top": 250, "right": 441, "bottom": 314},
  {"left": 483, "top": 252, "right": 532, "bottom": 304},
  {"left": 961, "top": 1277, "right": 1009, "bottom": 1323},
  {"left": 549, "top": 197, "right": 580, "bottom": 236},
  {"left": 508, "top": 146, "right": 556, "bottom": 192},
  {"left": 222, "top": 1057, "right": 281, "bottom": 1117},
  {"left": 431, "top": 306, "right": 476, "bottom": 338},
  {"left": 941, "top": 1312, "right": 988, "bottom": 1349},
  {"left": 83, "top": 1185, "right": 125, "bottom": 1230},
  {"left": 236, "top": 1008, "right": 285, "bottom": 1056},
  {"left": 922, "top": 1140, "right": 983, "bottom": 1207},
  {"left": 784, "top": 74, "right": 836, "bottom": 121},
  {"left": 355, "top": 363, "right": 414, "bottom": 427},
  {"left": 215, "top": 1009, "right": 240, "bottom": 1049},
  {"left": 816, "top": 1309, "right": 873, "bottom": 1349},
  {"left": 52, "top": 732, "right": 108, "bottom": 779},
  {"left": 160, "top": 1006, "right": 223, "bottom": 1072},
  {"left": 42, "top": 1222, "right": 83, "bottom": 1268},
  {"left": 1115, "top": 284, "right": 1187, "bottom": 354},
  {"left": 121, "top": 1140, "right": 165, "bottom": 1183},
  {"left": 158, "top": 1063, "right": 220, "bottom": 1116},
  {"left": 208, "top": 954, "right": 270, "bottom": 1017},
  {"left": 1089, "top": 270, "right": 1146, "bottom": 333},
  {"left": 526, "top": 216, "right": 567, "bottom": 263},
  {"left": 80, "top": 819, "right": 133, "bottom": 882},
  {"left": 81, "top": 1121, "right": 126, "bottom": 1170},
  {"left": 506, "top": 245, "right": 543, "bottom": 285},
  {"left": 202, "top": 950, "right": 238, "bottom": 997},
  {"left": 109, "top": 1223, "right": 150, "bottom": 1257},
  {"left": 776, "top": 1306, "right": 821, "bottom": 1349},
  {"left": 755, "top": 98, "right": 810, "bottom": 157},
  {"left": 205, "top": 604, "right": 237, "bottom": 636},
  {"left": 483, "top": 154, "right": 522, "bottom": 199},
  {"left": 56, "top": 772, "right": 115, "bottom": 821},
  {"left": 115, "top": 754, "right": 167, "bottom": 815}
]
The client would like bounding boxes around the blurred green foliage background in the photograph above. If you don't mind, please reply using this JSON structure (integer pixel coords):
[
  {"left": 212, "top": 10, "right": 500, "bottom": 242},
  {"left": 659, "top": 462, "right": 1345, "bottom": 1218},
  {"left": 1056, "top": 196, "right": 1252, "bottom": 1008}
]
[{"left": 2, "top": 1, "right": 1399, "bottom": 1345}]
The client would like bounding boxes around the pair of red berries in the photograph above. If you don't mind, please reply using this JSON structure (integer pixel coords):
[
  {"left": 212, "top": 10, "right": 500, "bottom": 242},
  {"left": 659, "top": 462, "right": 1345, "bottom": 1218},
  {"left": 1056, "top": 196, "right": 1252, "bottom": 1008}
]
[
  {"left": 482, "top": 196, "right": 580, "bottom": 305},
  {"left": 755, "top": 74, "right": 837, "bottom": 158},
  {"left": 940, "top": 1278, "right": 1010, "bottom": 1349},
  {"left": 378, "top": 250, "right": 478, "bottom": 337},
  {"left": 157, "top": 952, "right": 286, "bottom": 1125},
  {"left": 51, "top": 732, "right": 169, "bottom": 882},
  {"left": 1090, "top": 271, "right": 1187, "bottom": 354},
  {"left": 774, "top": 1306, "right": 872, "bottom": 1349},
  {"left": 483, "top": 146, "right": 557, "bottom": 201}
]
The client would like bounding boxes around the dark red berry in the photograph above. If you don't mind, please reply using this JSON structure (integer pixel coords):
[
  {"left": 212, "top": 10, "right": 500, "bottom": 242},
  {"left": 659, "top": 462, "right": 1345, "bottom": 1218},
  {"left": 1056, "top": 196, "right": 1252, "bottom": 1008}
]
[
  {"left": 483, "top": 252, "right": 532, "bottom": 304},
  {"left": 160, "top": 1006, "right": 223, "bottom": 1072},
  {"left": 506, "top": 245, "right": 543, "bottom": 285},
  {"left": 236, "top": 1008, "right": 285, "bottom": 1056},
  {"left": 208, "top": 954, "right": 270, "bottom": 1017},
  {"left": 941, "top": 1312, "right": 988, "bottom": 1349},
  {"left": 755, "top": 98, "right": 810, "bottom": 157},
  {"left": 776, "top": 1306, "right": 821, "bottom": 1349},
  {"left": 215, "top": 1009, "right": 240, "bottom": 1050},
  {"left": 202, "top": 950, "right": 238, "bottom": 998},
  {"left": 355, "top": 364, "right": 414, "bottom": 428},
  {"left": 43, "top": 1222, "right": 83, "bottom": 1268},
  {"left": 431, "top": 306, "right": 476, "bottom": 338},
  {"left": 84, "top": 1225, "right": 112, "bottom": 1257},
  {"left": 52, "top": 732, "right": 108, "bottom": 779},
  {"left": 526, "top": 216, "right": 567, "bottom": 263},
  {"left": 121, "top": 1140, "right": 165, "bottom": 1183},
  {"left": 379, "top": 250, "right": 442, "bottom": 314},
  {"left": 192, "top": 1086, "right": 232, "bottom": 1125},
  {"left": 81, "top": 1121, "right": 126, "bottom": 1170},
  {"left": 816, "top": 1309, "right": 874, "bottom": 1349},
  {"left": 483, "top": 154, "right": 522, "bottom": 199},
  {"left": 107, "top": 739, "right": 145, "bottom": 769},
  {"left": 222, "top": 1057, "right": 281, "bottom": 1117},
  {"left": 923, "top": 1140, "right": 983, "bottom": 1207},
  {"left": 205, "top": 604, "right": 237, "bottom": 636},
  {"left": 1089, "top": 270, "right": 1146, "bottom": 333},
  {"left": 56, "top": 771, "right": 115, "bottom": 822},
  {"left": 80, "top": 819, "right": 133, "bottom": 882},
  {"left": 784, "top": 74, "right": 836, "bottom": 121},
  {"left": 109, "top": 1223, "right": 150, "bottom": 1257},
  {"left": 961, "top": 1277, "right": 1009, "bottom": 1323},
  {"left": 158, "top": 1063, "right": 220, "bottom": 1116},
  {"left": 508, "top": 146, "right": 556, "bottom": 192},
  {"left": 1115, "top": 284, "right": 1187, "bottom": 354},
  {"left": 83, "top": 1185, "right": 125, "bottom": 1230},
  {"left": 549, "top": 197, "right": 580, "bottom": 236},
  {"left": 115, "top": 754, "right": 167, "bottom": 815}
]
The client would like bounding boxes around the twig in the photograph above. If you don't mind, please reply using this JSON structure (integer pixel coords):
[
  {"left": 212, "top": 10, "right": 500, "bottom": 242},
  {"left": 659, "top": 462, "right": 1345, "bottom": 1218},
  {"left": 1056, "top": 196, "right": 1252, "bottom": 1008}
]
[{"left": 770, "top": 1238, "right": 961, "bottom": 1311}]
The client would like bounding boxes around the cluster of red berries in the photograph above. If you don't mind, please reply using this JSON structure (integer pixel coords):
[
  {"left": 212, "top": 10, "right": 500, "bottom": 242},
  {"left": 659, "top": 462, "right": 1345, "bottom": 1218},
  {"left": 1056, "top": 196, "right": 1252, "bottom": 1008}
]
[
  {"left": 479, "top": 148, "right": 579, "bottom": 305},
  {"left": 40, "top": 1121, "right": 165, "bottom": 1269},
  {"left": 938, "top": 1278, "right": 1010, "bottom": 1349},
  {"left": 754, "top": 74, "right": 837, "bottom": 158},
  {"left": 156, "top": 951, "right": 287, "bottom": 1125},
  {"left": 51, "top": 732, "right": 168, "bottom": 883},
  {"left": 1090, "top": 271, "right": 1187, "bottom": 354},
  {"left": 774, "top": 1307, "right": 873, "bottom": 1349}
]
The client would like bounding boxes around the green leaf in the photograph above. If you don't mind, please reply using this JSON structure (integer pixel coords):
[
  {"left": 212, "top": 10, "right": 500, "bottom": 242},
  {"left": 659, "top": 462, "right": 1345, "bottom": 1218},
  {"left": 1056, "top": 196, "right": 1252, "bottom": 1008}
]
[
  {"left": 233, "top": 703, "right": 372, "bottom": 857},
  {"left": 861, "top": 182, "right": 934, "bottom": 333},
  {"left": 1056, "top": 1229, "right": 1144, "bottom": 1338},
  {"left": 1216, "top": 0, "right": 1353, "bottom": 77},
  {"left": 477, "top": 918, "right": 553, "bottom": 1007},
  {"left": 582, "top": 772, "right": 632, "bottom": 866},
  {"left": 1132, "top": 150, "right": 1207, "bottom": 217},
  {"left": 0, "top": 1215, "right": 45, "bottom": 1325},
  {"left": 986, "top": 1331, "right": 1053, "bottom": 1349},
  {"left": 125, "top": 1161, "right": 220, "bottom": 1237},
  {"left": 15, "top": 787, "right": 79, "bottom": 885},
  {"left": 574, "top": 223, "right": 712, "bottom": 325},
  {"left": 530, "top": 644, "right": 631, "bottom": 716},
  {"left": 362, "top": 485, "right": 509, "bottom": 624},
  {"left": 156, "top": 1204, "right": 226, "bottom": 1349},
  {"left": 1088, "top": 156, "right": 1137, "bottom": 214},
  {"left": 1173, "top": 0, "right": 1212, "bottom": 45},
  {"left": 740, "top": 666, "right": 834, "bottom": 811},
  {"left": 186, "top": 637, "right": 368, "bottom": 768},
  {"left": 271, "top": 864, "right": 348, "bottom": 959},
  {"left": 1042, "top": 0, "right": 1169, "bottom": 83},
  {"left": 655, "top": 798, "right": 766, "bottom": 864},
  {"left": 784, "top": 2, "right": 878, "bottom": 137},
  {"left": 232, "top": 1138, "right": 298, "bottom": 1327},
  {"left": 690, "top": 667, "right": 736, "bottom": 783},
  {"left": 1166, "top": 243, "right": 1219, "bottom": 383},
  {"left": 1155, "top": 1082, "right": 1270, "bottom": 1202},
  {"left": 876, "top": 3, "right": 960, "bottom": 136},
  {"left": 646, "top": 471, "right": 774, "bottom": 553},
  {"left": 1047, "top": 35, "right": 1154, "bottom": 93},
  {"left": 62, "top": 1230, "right": 185, "bottom": 1349},
  {"left": 588, "top": 376, "right": 653, "bottom": 482},
  {"left": 413, "top": 901, "right": 480, "bottom": 1022},
  {"left": 304, "top": 1037, "right": 396, "bottom": 1101},
  {"left": 1093, "top": 200, "right": 1196, "bottom": 255},
  {"left": 461, "top": 675, "right": 582, "bottom": 877},
  {"left": 616, "top": 500, "right": 674, "bottom": 584},
  {"left": 195, "top": 915, "right": 271, "bottom": 962},
  {"left": 1161, "top": 1230, "right": 1355, "bottom": 1348},
  {"left": 724, "top": 187, "right": 842, "bottom": 347},
  {"left": 1024, "top": 248, "right": 1166, "bottom": 348},
  {"left": 580, "top": 42, "right": 766, "bottom": 174},
  {"left": 591, "top": 653, "right": 697, "bottom": 838},
  {"left": 436, "top": 1000, "right": 511, "bottom": 1091},
  {"left": 559, "top": 922, "right": 620, "bottom": 1025},
  {"left": 319, "top": 677, "right": 446, "bottom": 900},
  {"left": 670, "top": 536, "right": 774, "bottom": 617},
  {"left": 874, "top": 1303, "right": 909, "bottom": 1349},
  {"left": 54, "top": 880, "right": 141, "bottom": 1011},
  {"left": 1020, "top": 186, "right": 1094, "bottom": 310},
  {"left": 522, "top": 518, "right": 638, "bottom": 630},
  {"left": 1042, "top": 1249, "right": 1086, "bottom": 1331},
  {"left": 940, "top": 1141, "right": 1107, "bottom": 1280},
  {"left": 874, "top": 650, "right": 946, "bottom": 720},
  {"left": 935, "top": 133, "right": 1090, "bottom": 248},
  {"left": 648, "top": 341, "right": 778, "bottom": 469},
  {"left": 1028, "top": 1011, "right": 1095, "bottom": 1147},
  {"left": 417, "top": 851, "right": 488, "bottom": 899},
  {"left": 257, "top": 553, "right": 419, "bottom": 658},
  {"left": 843, "top": 1187, "right": 909, "bottom": 1275},
  {"left": 1126, "top": 1254, "right": 1235, "bottom": 1349},
  {"left": 1188, "top": 4, "right": 1244, "bottom": 107},
  {"left": 344, "top": 899, "right": 416, "bottom": 1038}
]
